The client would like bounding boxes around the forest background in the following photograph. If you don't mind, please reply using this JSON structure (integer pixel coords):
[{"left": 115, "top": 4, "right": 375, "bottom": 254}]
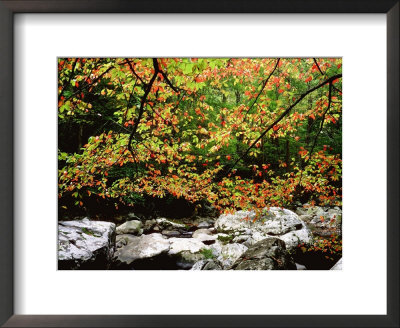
[{"left": 58, "top": 58, "right": 342, "bottom": 219}]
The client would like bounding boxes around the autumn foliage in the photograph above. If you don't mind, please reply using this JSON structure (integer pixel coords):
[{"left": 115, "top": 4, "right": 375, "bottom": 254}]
[{"left": 58, "top": 58, "right": 342, "bottom": 215}]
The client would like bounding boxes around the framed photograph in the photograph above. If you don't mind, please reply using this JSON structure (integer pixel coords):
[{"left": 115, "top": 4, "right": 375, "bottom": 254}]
[{"left": 1, "top": 1, "right": 398, "bottom": 327}]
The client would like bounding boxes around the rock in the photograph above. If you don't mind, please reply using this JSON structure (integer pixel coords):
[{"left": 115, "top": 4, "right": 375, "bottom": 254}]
[
  {"left": 298, "top": 215, "right": 313, "bottom": 223},
  {"left": 192, "top": 229, "right": 217, "bottom": 244},
  {"left": 156, "top": 218, "right": 187, "bottom": 230},
  {"left": 126, "top": 212, "right": 142, "bottom": 221},
  {"left": 295, "top": 263, "right": 307, "bottom": 270},
  {"left": 215, "top": 210, "right": 255, "bottom": 233},
  {"left": 142, "top": 219, "right": 156, "bottom": 233},
  {"left": 203, "top": 260, "right": 222, "bottom": 270},
  {"left": 116, "top": 234, "right": 138, "bottom": 249},
  {"left": 215, "top": 207, "right": 312, "bottom": 250},
  {"left": 116, "top": 220, "right": 143, "bottom": 235},
  {"left": 217, "top": 243, "right": 248, "bottom": 269},
  {"left": 190, "top": 260, "right": 207, "bottom": 270},
  {"left": 256, "top": 207, "right": 303, "bottom": 235},
  {"left": 113, "top": 233, "right": 170, "bottom": 267},
  {"left": 58, "top": 218, "right": 116, "bottom": 270},
  {"left": 232, "top": 235, "right": 250, "bottom": 243},
  {"left": 197, "top": 221, "right": 210, "bottom": 229},
  {"left": 161, "top": 230, "right": 181, "bottom": 238},
  {"left": 180, "top": 231, "right": 193, "bottom": 238},
  {"left": 192, "top": 229, "right": 212, "bottom": 238},
  {"left": 231, "top": 238, "right": 296, "bottom": 270},
  {"left": 175, "top": 251, "right": 205, "bottom": 269},
  {"left": 297, "top": 206, "right": 342, "bottom": 237},
  {"left": 278, "top": 226, "right": 312, "bottom": 250},
  {"left": 168, "top": 238, "right": 212, "bottom": 269},
  {"left": 330, "top": 258, "right": 342, "bottom": 270},
  {"left": 168, "top": 237, "right": 206, "bottom": 255},
  {"left": 190, "top": 259, "right": 222, "bottom": 270}
]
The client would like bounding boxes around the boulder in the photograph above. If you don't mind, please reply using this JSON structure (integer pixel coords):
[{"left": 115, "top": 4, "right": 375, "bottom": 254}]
[
  {"left": 156, "top": 218, "right": 187, "bottom": 230},
  {"left": 190, "top": 260, "right": 207, "bottom": 270},
  {"left": 116, "top": 220, "right": 143, "bottom": 235},
  {"left": 190, "top": 259, "right": 222, "bottom": 270},
  {"left": 168, "top": 237, "right": 207, "bottom": 255},
  {"left": 203, "top": 260, "right": 222, "bottom": 270},
  {"left": 58, "top": 218, "right": 116, "bottom": 270},
  {"left": 232, "top": 235, "right": 250, "bottom": 244},
  {"left": 214, "top": 210, "right": 255, "bottom": 233},
  {"left": 197, "top": 221, "right": 210, "bottom": 229},
  {"left": 215, "top": 207, "right": 312, "bottom": 250},
  {"left": 192, "top": 229, "right": 217, "bottom": 243},
  {"left": 116, "top": 234, "right": 138, "bottom": 249},
  {"left": 296, "top": 206, "right": 342, "bottom": 237},
  {"left": 113, "top": 233, "right": 170, "bottom": 267},
  {"left": 192, "top": 228, "right": 213, "bottom": 238},
  {"left": 162, "top": 230, "right": 181, "bottom": 238},
  {"left": 330, "top": 258, "right": 342, "bottom": 270},
  {"left": 295, "top": 263, "right": 307, "bottom": 270},
  {"left": 168, "top": 237, "right": 212, "bottom": 269},
  {"left": 175, "top": 251, "right": 205, "bottom": 269},
  {"left": 217, "top": 243, "right": 248, "bottom": 269},
  {"left": 142, "top": 219, "right": 156, "bottom": 233},
  {"left": 231, "top": 238, "right": 296, "bottom": 270}
]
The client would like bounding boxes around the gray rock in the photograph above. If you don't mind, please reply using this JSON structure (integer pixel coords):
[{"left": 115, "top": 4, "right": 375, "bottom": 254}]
[
  {"left": 203, "top": 260, "right": 222, "bottom": 270},
  {"left": 162, "top": 230, "right": 181, "bottom": 238},
  {"left": 113, "top": 233, "right": 170, "bottom": 267},
  {"left": 126, "top": 213, "right": 141, "bottom": 221},
  {"left": 215, "top": 207, "right": 312, "bottom": 251},
  {"left": 116, "top": 234, "right": 138, "bottom": 249},
  {"left": 298, "top": 215, "right": 313, "bottom": 223},
  {"left": 197, "top": 221, "right": 210, "bottom": 229},
  {"left": 116, "top": 220, "right": 143, "bottom": 235},
  {"left": 58, "top": 218, "right": 116, "bottom": 269},
  {"left": 232, "top": 235, "right": 250, "bottom": 243},
  {"left": 190, "top": 259, "right": 222, "bottom": 270},
  {"left": 330, "top": 258, "right": 342, "bottom": 270},
  {"left": 299, "top": 206, "right": 342, "bottom": 238},
  {"left": 180, "top": 231, "right": 193, "bottom": 238},
  {"left": 190, "top": 260, "right": 207, "bottom": 270},
  {"left": 192, "top": 229, "right": 217, "bottom": 244},
  {"left": 217, "top": 243, "right": 248, "bottom": 269},
  {"left": 168, "top": 237, "right": 207, "bottom": 255},
  {"left": 156, "top": 218, "right": 187, "bottom": 230},
  {"left": 231, "top": 238, "right": 296, "bottom": 270},
  {"left": 175, "top": 251, "right": 205, "bottom": 269},
  {"left": 295, "top": 263, "right": 307, "bottom": 270},
  {"left": 192, "top": 229, "right": 212, "bottom": 238},
  {"left": 143, "top": 219, "right": 156, "bottom": 233},
  {"left": 214, "top": 210, "right": 255, "bottom": 233}
]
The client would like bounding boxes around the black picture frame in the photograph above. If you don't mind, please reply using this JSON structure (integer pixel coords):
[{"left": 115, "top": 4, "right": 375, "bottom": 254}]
[{"left": 0, "top": 1, "right": 398, "bottom": 327}]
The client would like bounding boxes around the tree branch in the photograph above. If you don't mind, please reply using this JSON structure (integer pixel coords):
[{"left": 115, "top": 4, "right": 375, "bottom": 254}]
[
  {"left": 224, "top": 74, "right": 342, "bottom": 177},
  {"left": 124, "top": 59, "right": 146, "bottom": 87},
  {"left": 244, "top": 58, "right": 280, "bottom": 117},
  {"left": 127, "top": 58, "right": 159, "bottom": 157},
  {"left": 160, "top": 69, "right": 181, "bottom": 93},
  {"left": 296, "top": 82, "right": 333, "bottom": 188}
]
